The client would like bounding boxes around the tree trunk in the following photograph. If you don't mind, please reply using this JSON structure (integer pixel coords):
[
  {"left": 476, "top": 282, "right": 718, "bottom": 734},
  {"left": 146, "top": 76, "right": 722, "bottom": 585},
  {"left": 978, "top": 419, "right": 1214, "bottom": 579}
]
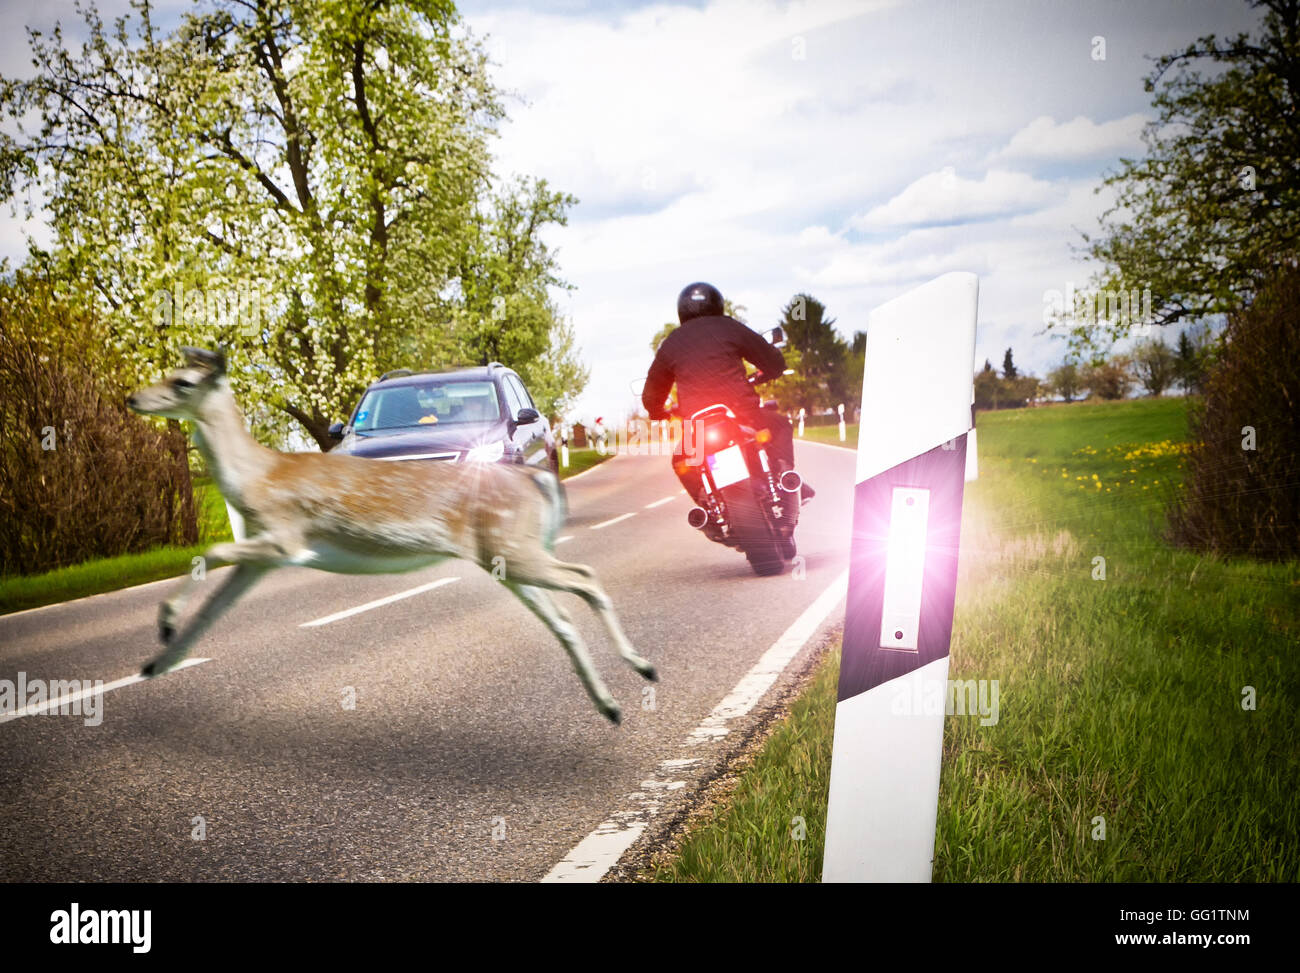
[{"left": 283, "top": 402, "right": 336, "bottom": 451}]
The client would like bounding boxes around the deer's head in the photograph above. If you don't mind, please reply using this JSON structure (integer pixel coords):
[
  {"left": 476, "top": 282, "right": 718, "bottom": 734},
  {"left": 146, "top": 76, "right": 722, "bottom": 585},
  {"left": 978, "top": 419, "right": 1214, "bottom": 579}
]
[{"left": 127, "top": 347, "right": 228, "bottom": 421}]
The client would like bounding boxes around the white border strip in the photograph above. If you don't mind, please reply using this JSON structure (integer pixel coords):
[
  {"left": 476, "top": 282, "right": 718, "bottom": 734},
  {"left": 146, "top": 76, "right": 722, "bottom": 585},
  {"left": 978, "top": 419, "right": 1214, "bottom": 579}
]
[
  {"left": 686, "top": 570, "right": 849, "bottom": 744},
  {"left": 541, "top": 569, "right": 849, "bottom": 883}
]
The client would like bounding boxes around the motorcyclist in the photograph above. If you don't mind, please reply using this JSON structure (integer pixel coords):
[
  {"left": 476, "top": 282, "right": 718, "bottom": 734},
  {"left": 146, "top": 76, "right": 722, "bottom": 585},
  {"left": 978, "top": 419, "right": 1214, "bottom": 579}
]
[{"left": 642, "top": 281, "right": 814, "bottom": 504}]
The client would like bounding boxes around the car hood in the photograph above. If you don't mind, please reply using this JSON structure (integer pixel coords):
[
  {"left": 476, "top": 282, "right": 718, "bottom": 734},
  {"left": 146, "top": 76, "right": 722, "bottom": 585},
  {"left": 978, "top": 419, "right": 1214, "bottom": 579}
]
[{"left": 335, "top": 422, "right": 501, "bottom": 460}]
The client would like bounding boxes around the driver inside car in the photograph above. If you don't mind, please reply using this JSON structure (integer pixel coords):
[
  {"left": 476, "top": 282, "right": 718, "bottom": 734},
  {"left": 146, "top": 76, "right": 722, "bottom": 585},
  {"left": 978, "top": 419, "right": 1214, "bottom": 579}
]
[{"left": 642, "top": 281, "right": 814, "bottom": 505}]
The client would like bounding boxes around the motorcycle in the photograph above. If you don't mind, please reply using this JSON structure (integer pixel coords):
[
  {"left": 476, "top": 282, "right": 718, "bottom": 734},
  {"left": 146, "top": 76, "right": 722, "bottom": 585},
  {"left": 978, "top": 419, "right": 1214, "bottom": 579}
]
[{"left": 669, "top": 326, "right": 804, "bottom": 576}]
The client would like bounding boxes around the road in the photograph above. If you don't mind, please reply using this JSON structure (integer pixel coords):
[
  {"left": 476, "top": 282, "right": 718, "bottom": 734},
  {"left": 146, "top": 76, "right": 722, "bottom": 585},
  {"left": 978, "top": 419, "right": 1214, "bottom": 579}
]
[{"left": 0, "top": 440, "right": 854, "bottom": 881}]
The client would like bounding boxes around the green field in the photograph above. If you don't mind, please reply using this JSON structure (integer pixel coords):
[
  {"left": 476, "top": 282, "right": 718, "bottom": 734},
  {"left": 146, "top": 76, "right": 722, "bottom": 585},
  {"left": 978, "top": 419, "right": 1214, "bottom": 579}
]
[
  {"left": 0, "top": 450, "right": 613, "bottom": 615},
  {"left": 649, "top": 397, "right": 1300, "bottom": 882},
  {"left": 798, "top": 422, "right": 858, "bottom": 447}
]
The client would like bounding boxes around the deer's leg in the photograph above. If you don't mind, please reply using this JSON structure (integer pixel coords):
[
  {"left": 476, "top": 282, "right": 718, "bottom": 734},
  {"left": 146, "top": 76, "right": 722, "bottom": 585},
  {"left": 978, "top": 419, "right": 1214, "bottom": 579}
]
[
  {"left": 142, "top": 564, "right": 267, "bottom": 677},
  {"left": 158, "top": 571, "right": 205, "bottom": 645},
  {"left": 158, "top": 535, "right": 292, "bottom": 645},
  {"left": 506, "top": 557, "right": 657, "bottom": 684},
  {"left": 504, "top": 580, "right": 623, "bottom": 725}
]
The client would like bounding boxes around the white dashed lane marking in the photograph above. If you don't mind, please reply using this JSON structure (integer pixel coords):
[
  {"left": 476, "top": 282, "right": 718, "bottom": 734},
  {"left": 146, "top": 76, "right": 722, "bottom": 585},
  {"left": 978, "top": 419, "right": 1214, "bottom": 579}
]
[
  {"left": 589, "top": 512, "right": 636, "bottom": 531},
  {"left": 300, "top": 577, "right": 461, "bottom": 628},
  {"left": 0, "top": 657, "right": 211, "bottom": 725}
]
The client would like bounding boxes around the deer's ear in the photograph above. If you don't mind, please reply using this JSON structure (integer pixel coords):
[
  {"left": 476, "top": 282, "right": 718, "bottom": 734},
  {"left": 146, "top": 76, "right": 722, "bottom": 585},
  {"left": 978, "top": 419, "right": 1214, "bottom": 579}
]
[{"left": 180, "top": 346, "right": 227, "bottom": 376}]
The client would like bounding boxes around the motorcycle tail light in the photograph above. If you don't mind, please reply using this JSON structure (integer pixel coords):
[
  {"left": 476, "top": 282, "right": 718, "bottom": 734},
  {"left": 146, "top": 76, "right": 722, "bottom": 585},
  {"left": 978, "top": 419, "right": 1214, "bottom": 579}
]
[{"left": 755, "top": 428, "right": 772, "bottom": 445}]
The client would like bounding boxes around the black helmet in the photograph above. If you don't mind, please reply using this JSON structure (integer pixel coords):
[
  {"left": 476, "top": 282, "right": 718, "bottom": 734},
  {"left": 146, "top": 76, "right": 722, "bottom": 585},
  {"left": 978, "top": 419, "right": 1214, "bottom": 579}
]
[{"left": 677, "top": 281, "right": 724, "bottom": 323}]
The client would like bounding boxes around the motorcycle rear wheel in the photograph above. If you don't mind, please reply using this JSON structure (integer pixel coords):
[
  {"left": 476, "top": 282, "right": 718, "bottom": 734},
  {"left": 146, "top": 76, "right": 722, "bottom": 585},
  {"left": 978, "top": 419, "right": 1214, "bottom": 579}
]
[{"left": 720, "top": 481, "right": 784, "bottom": 576}]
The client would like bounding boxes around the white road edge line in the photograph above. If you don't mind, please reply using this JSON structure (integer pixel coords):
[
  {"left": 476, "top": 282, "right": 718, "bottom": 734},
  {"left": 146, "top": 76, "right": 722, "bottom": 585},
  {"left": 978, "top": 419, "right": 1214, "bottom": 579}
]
[
  {"left": 555, "top": 535, "right": 574, "bottom": 545},
  {"left": 0, "top": 572, "right": 210, "bottom": 621},
  {"left": 560, "top": 452, "right": 620, "bottom": 483},
  {"left": 300, "top": 577, "right": 460, "bottom": 628},
  {"left": 0, "top": 657, "right": 211, "bottom": 724},
  {"left": 589, "top": 512, "right": 636, "bottom": 531},
  {"left": 797, "top": 438, "right": 855, "bottom": 452},
  {"left": 644, "top": 495, "right": 679, "bottom": 509},
  {"left": 541, "top": 568, "right": 850, "bottom": 883}
]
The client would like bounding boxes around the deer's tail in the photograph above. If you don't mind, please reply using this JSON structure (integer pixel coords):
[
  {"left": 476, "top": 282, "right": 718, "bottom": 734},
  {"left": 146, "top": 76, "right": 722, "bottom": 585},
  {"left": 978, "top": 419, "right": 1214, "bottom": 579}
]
[{"left": 527, "top": 468, "right": 568, "bottom": 552}]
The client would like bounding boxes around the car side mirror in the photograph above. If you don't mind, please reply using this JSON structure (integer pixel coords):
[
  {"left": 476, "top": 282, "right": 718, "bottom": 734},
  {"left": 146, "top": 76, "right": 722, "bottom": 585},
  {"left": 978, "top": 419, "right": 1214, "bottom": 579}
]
[
  {"left": 328, "top": 421, "right": 345, "bottom": 440},
  {"left": 515, "top": 408, "right": 541, "bottom": 425}
]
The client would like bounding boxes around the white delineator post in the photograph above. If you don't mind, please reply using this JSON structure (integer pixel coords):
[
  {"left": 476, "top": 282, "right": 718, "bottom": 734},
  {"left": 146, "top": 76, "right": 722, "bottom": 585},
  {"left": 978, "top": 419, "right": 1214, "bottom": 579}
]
[
  {"left": 838, "top": 403, "right": 846, "bottom": 442},
  {"left": 798, "top": 407, "right": 806, "bottom": 438},
  {"left": 822, "top": 272, "right": 978, "bottom": 883},
  {"left": 966, "top": 391, "right": 978, "bottom": 482}
]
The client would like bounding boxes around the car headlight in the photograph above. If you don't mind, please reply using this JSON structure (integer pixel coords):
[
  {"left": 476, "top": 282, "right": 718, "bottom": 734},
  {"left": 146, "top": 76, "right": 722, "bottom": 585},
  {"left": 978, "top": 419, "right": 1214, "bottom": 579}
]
[{"left": 465, "top": 441, "right": 505, "bottom": 463}]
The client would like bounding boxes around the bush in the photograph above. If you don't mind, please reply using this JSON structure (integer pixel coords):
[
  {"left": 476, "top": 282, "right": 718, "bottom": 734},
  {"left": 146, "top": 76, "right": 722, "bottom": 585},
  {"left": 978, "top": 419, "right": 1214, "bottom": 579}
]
[
  {"left": 0, "top": 275, "right": 197, "bottom": 576},
  {"left": 1082, "top": 355, "right": 1134, "bottom": 400},
  {"left": 1168, "top": 263, "right": 1300, "bottom": 560},
  {"left": 1047, "top": 361, "right": 1082, "bottom": 402}
]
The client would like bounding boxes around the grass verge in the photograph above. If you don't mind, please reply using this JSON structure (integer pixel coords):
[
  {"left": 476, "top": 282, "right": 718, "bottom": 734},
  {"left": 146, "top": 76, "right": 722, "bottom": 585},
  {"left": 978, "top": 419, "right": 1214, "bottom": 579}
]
[
  {"left": 797, "top": 422, "right": 858, "bottom": 447},
  {"left": 648, "top": 396, "right": 1300, "bottom": 881},
  {"left": 559, "top": 446, "right": 615, "bottom": 478}
]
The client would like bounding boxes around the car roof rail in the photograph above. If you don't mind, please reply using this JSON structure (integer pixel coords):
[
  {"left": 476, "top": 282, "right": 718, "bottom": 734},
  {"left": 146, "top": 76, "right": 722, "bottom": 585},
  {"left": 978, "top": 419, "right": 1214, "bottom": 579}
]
[{"left": 379, "top": 368, "right": 414, "bottom": 382}]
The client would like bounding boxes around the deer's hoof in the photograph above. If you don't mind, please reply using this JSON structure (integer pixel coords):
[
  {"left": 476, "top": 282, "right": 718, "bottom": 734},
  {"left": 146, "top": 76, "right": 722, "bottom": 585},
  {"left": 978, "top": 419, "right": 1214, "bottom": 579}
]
[
  {"left": 141, "top": 657, "right": 174, "bottom": 678},
  {"left": 641, "top": 664, "right": 658, "bottom": 683},
  {"left": 601, "top": 701, "right": 623, "bottom": 725},
  {"left": 158, "top": 622, "right": 175, "bottom": 645}
]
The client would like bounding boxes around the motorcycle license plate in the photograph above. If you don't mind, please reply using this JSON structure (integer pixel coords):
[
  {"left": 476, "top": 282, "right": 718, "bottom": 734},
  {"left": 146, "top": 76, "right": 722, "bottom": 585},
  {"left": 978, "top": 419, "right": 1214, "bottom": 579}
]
[{"left": 707, "top": 444, "right": 749, "bottom": 488}]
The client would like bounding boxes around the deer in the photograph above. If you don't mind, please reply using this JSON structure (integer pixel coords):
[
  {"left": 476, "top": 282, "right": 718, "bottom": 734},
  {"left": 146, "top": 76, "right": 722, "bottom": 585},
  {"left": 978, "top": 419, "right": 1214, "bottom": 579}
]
[{"left": 126, "top": 347, "right": 656, "bottom": 724}]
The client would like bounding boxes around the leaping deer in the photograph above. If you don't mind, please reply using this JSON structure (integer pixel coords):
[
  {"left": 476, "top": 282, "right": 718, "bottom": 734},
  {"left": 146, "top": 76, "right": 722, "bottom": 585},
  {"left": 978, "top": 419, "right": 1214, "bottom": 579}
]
[{"left": 127, "top": 347, "right": 655, "bottom": 724}]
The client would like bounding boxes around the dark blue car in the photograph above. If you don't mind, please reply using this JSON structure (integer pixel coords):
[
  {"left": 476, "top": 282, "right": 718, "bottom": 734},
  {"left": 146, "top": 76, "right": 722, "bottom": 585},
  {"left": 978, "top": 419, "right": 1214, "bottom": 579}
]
[{"left": 328, "top": 363, "right": 556, "bottom": 473}]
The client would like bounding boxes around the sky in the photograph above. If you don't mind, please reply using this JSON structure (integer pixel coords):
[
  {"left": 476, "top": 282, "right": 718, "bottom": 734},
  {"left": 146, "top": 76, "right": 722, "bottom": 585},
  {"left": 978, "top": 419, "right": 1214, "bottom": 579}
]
[{"left": 0, "top": 0, "right": 1263, "bottom": 422}]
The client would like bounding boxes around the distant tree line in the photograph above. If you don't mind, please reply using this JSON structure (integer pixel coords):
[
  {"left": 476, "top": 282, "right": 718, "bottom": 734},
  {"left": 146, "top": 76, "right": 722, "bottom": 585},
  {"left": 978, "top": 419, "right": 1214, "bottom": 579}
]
[{"left": 972, "top": 328, "right": 1214, "bottom": 411}]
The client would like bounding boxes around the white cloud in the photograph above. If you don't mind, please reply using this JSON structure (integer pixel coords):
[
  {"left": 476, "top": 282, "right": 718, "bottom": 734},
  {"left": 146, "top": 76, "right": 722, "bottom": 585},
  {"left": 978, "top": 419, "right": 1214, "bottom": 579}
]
[
  {"left": 849, "top": 168, "right": 1057, "bottom": 230},
  {"left": 992, "top": 113, "right": 1148, "bottom": 164},
  {"left": 0, "top": 0, "right": 1267, "bottom": 418}
]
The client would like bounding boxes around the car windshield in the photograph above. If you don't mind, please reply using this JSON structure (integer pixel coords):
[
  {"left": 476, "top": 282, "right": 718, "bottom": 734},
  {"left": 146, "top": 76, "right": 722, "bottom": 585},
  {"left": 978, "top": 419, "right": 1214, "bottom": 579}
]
[{"left": 352, "top": 380, "right": 501, "bottom": 431}]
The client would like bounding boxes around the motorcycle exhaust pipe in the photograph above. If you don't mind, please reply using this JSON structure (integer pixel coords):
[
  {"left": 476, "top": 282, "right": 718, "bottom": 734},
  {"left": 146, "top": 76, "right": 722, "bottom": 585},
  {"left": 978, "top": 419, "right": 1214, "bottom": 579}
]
[
  {"left": 779, "top": 470, "right": 802, "bottom": 493},
  {"left": 687, "top": 507, "right": 710, "bottom": 529}
]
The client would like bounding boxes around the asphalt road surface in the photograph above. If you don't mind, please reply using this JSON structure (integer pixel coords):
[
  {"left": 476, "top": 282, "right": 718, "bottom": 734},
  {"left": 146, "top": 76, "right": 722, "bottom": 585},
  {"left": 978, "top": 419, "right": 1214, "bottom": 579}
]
[{"left": 0, "top": 440, "right": 854, "bottom": 881}]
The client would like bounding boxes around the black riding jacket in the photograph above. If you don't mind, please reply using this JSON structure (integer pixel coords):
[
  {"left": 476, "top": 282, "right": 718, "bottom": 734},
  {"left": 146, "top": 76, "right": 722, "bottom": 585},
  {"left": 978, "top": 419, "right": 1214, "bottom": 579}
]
[{"left": 642, "top": 315, "right": 786, "bottom": 420}]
